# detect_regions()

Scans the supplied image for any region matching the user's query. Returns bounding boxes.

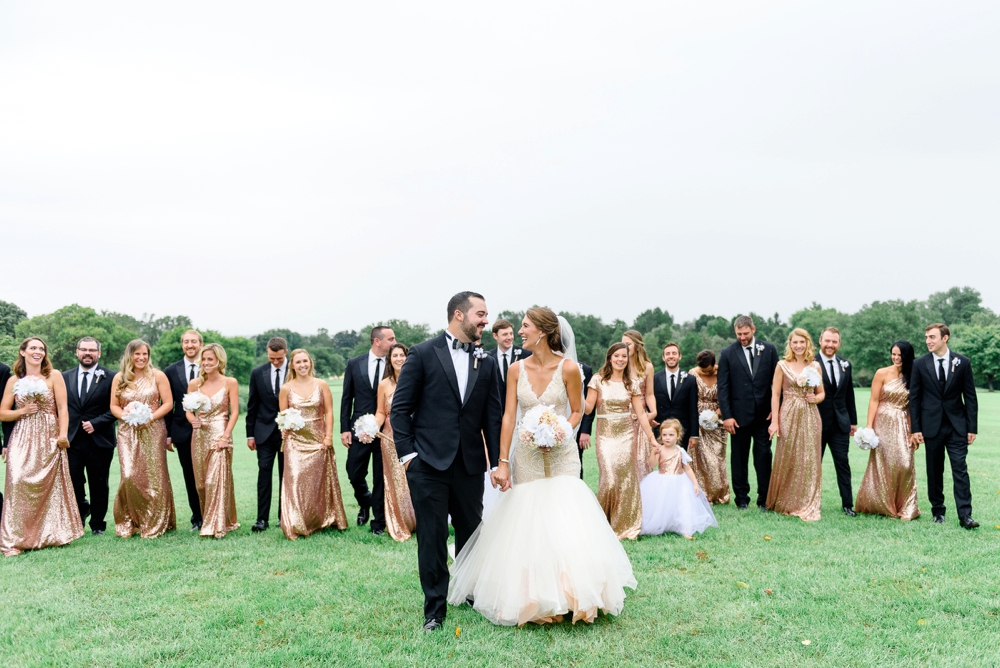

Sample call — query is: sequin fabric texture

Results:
[589,376,642,540]
[191,386,240,538]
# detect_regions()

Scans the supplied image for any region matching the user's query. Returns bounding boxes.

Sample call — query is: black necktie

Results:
[669,373,676,401]
[80,371,90,397]
[828,360,838,391]
[189,364,196,381]
[502,352,509,380]
[451,338,472,353]
[274,368,281,396]
[938,358,946,389]
[746,348,754,375]
[372,358,381,394]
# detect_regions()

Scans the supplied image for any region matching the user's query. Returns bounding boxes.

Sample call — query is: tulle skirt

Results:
[448,475,637,626]
[639,472,718,537]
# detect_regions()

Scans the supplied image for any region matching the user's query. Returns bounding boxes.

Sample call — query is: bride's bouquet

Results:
[854,427,880,450]
[13,377,49,399]
[698,409,721,430]
[518,404,573,451]
[797,366,823,389]
[275,408,306,432]
[122,401,153,427]
[353,414,379,444]
[182,391,212,413]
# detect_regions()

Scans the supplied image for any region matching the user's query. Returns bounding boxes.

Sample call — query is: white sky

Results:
[2,2,998,336]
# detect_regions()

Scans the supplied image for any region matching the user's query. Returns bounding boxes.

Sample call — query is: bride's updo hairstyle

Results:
[524,307,564,353]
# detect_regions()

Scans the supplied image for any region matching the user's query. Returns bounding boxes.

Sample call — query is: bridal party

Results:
[0,292,982,630]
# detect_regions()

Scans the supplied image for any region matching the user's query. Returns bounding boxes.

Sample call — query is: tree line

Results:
[2,286,998,389]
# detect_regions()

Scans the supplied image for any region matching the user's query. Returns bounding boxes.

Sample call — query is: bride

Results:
[448,307,636,626]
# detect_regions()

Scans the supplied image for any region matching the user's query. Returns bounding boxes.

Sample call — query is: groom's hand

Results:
[968,433,976,445]
[723,418,738,435]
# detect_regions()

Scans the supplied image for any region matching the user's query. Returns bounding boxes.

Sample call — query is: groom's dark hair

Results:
[447,291,485,322]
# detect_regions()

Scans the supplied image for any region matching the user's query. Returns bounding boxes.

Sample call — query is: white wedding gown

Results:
[448,360,637,626]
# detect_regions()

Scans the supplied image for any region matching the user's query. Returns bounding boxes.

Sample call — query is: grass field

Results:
[0,385,998,667]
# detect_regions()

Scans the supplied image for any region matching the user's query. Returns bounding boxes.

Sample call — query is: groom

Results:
[391,291,503,631]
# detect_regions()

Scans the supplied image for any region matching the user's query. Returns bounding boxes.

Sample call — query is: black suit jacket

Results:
[163,359,197,443]
[578,363,595,440]
[816,355,858,435]
[0,363,12,448]
[653,369,698,447]
[62,365,117,448]
[391,333,503,474]
[909,352,978,438]
[246,362,283,444]
[488,346,531,413]
[717,340,779,426]
[340,353,381,438]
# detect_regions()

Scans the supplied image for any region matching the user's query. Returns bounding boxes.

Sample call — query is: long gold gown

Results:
[765,362,822,521]
[114,374,177,538]
[630,374,653,481]
[855,377,920,520]
[0,381,83,556]
[589,376,642,540]
[280,386,348,539]
[191,386,239,538]
[690,374,730,504]
[379,388,416,542]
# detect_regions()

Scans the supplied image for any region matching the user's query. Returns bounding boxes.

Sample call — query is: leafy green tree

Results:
[746,312,789,345]
[349,319,433,358]
[952,324,1000,391]
[0,334,19,367]
[311,348,346,377]
[153,326,256,383]
[254,328,304,355]
[632,308,673,335]
[843,300,930,385]
[14,305,138,372]
[102,312,193,346]
[0,300,27,338]
[790,303,851,342]
[559,312,617,370]
[927,286,984,326]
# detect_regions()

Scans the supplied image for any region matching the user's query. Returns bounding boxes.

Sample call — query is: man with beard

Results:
[164,329,205,531]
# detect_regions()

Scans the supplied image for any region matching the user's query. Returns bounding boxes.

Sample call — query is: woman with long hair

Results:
[855,341,920,519]
[0,337,83,556]
[111,339,177,538]
[373,342,416,542]
[689,350,730,504]
[622,330,657,480]
[185,343,240,538]
[279,349,347,539]
[765,329,825,520]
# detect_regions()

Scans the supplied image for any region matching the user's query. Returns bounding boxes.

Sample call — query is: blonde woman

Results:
[278,349,347,539]
[373,343,416,542]
[765,329,825,521]
[110,340,177,538]
[185,343,240,538]
[622,330,657,479]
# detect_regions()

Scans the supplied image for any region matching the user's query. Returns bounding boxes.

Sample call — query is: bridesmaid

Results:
[766,329,825,521]
[279,349,348,539]
[689,350,730,504]
[111,339,177,538]
[186,343,240,539]
[374,343,416,542]
[855,341,920,520]
[622,330,657,480]
[585,342,658,540]
[0,337,83,556]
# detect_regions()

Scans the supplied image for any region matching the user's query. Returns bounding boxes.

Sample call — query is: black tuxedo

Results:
[816,355,858,510]
[391,332,502,622]
[653,369,698,449]
[910,351,978,518]
[340,352,386,529]
[717,339,779,507]
[0,362,12,519]
[574,362,594,479]
[246,362,287,523]
[62,365,117,532]
[164,359,202,526]
[488,346,531,414]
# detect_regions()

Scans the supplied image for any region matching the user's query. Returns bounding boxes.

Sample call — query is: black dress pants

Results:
[67,433,115,532]
[821,429,854,509]
[256,431,284,523]
[924,419,972,518]
[173,438,202,526]
[347,435,385,528]
[730,412,773,507]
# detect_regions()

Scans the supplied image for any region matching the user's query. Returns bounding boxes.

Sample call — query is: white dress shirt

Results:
[819,353,840,386]
[743,338,756,372]
[933,349,951,382]
[497,346,512,382]
[78,364,98,396]
[445,333,471,402]
[271,361,288,392]
[185,358,201,383]
[368,351,386,388]
[665,369,680,401]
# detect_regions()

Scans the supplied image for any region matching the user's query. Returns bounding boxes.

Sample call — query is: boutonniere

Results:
[839,360,849,371]
[679,371,688,381]
[951,357,961,372]
[94,369,106,384]
[473,347,487,370]
[755,343,765,354]
[513,348,522,358]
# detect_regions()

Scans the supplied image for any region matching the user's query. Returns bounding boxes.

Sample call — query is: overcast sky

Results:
[2,2,998,337]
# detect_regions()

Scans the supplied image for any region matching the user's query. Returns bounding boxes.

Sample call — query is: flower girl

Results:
[639,420,718,539]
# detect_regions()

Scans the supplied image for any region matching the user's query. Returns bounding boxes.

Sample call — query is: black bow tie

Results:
[451,338,472,353]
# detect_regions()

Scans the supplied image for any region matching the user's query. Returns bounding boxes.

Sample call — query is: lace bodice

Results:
[512,359,581,484]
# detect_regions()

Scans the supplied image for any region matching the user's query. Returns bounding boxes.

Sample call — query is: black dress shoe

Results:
[843,508,857,517]
[933,515,945,524]
[251,520,269,532]
[423,618,443,631]
[371,526,385,536]
[92,529,105,536]
[357,506,371,526]
[736,503,749,510]
[465,596,475,607]
[758,504,770,513]
[190,521,202,532]
[959,516,979,530]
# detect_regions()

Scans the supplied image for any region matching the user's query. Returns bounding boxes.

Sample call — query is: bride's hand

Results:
[491,463,511,492]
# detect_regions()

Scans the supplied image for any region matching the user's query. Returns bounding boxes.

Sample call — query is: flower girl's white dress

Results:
[639,446,718,537]
[448,360,636,626]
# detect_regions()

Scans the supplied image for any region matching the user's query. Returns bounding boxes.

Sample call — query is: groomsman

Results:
[487,319,531,412]
[341,326,397,534]
[63,337,117,534]
[246,337,289,531]
[0,360,11,518]
[164,329,204,530]
[652,342,698,449]
[910,323,979,529]
[816,327,858,516]
[575,362,594,478]
[717,315,779,510]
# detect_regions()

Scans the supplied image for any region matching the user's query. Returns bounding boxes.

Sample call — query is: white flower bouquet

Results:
[122,401,153,427]
[797,366,823,388]
[698,409,721,430]
[518,404,573,451]
[353,414,379,443]
[276,408,306,432]
[13,377,49,399]
[182,391,212,413]
[855,427,880,450]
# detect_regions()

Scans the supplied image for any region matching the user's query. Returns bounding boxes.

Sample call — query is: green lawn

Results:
[0,386,998,667]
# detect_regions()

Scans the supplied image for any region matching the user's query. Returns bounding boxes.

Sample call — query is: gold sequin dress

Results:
[379,388,416,542]
[690,374,730,504]
[448,360,636,627]
[0,381,83,556]
[114,374,177,538]
[590,375,643,540]
[280,386,348,539]
[855,377,920,520]
[191,387,239,538]
[765,362,822,521]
